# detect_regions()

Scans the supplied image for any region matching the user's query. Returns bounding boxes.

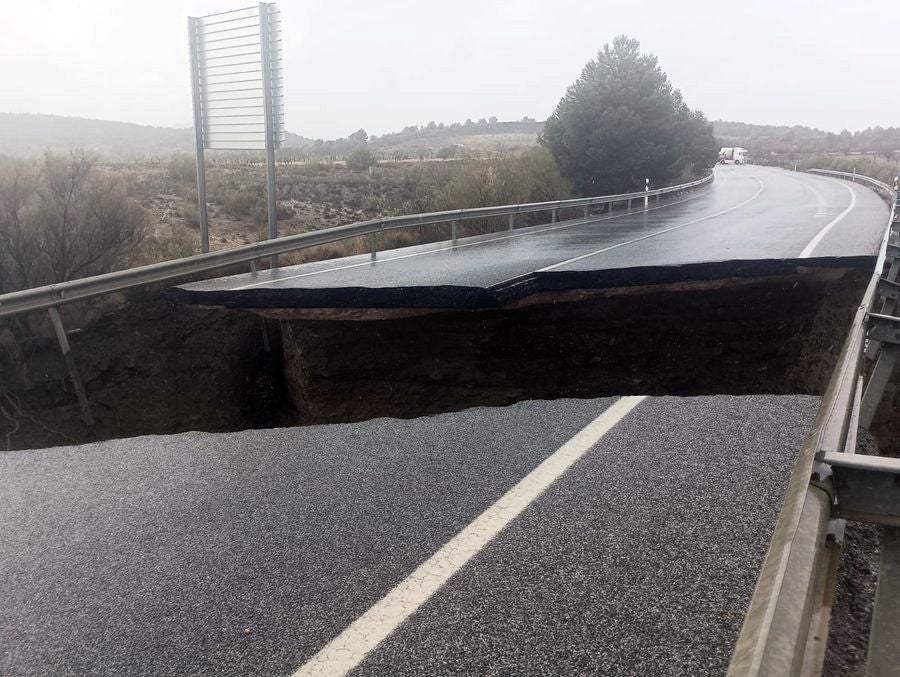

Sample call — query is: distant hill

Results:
[0,113,545,161]
[0,113,315,159]
[0,113,194,158]
[712,120,900,160]
[369,119,543,158]
[4,113,897,163]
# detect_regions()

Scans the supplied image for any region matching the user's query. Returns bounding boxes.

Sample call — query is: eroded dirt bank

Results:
[277,267,870,424]
[0,302,290,450]
[0,264,871,451]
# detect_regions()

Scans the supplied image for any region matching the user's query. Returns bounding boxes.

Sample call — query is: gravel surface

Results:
[0,396,820,676]
[0,399,609,676]
[353,395,821,676]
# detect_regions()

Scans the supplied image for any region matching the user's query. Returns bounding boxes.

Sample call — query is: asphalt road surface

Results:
[172,166,888,309]
[1,395,820,676]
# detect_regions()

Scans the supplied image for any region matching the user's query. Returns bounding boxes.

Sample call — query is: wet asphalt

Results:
[172,166,888,309]
[1,395,819,676]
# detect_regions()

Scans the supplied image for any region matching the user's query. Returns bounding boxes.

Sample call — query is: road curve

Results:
[171,166,888,310]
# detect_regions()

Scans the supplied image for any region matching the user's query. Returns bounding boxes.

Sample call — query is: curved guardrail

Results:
[728,168,898,675]
[0,173,713,320]
[808,167,895,202]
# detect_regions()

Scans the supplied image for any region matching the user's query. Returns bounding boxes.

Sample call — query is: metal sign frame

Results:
[188,3,284,256]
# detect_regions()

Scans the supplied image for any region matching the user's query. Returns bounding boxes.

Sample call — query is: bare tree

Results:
[0,150,147,293]
[0,156,40,293]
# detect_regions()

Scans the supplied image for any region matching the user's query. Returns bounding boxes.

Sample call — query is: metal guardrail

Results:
[807,168,894,201]
[0,173,712,320]
[728,168,899,676]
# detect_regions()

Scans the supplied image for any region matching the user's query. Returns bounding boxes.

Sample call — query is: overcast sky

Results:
[1,0,897,139]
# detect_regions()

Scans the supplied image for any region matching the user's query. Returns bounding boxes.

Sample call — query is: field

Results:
[110,148,568,271]
[118,158,462,264]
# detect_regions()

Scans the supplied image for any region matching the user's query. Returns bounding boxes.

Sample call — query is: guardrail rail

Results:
[728,168,900,676]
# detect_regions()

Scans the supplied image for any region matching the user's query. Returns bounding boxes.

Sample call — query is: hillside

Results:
[712,120,900,161]
[0,113,543,160]
[0,113,194,158]
[0,113,316,159]
[3,112,898,163]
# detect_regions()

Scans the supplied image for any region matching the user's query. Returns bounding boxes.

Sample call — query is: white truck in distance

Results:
[718,147,749,164]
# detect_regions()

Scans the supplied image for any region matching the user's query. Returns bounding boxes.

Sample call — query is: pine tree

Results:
[541,36,717,195]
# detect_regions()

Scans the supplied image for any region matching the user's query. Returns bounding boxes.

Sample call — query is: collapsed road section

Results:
[0,256,876,451]
[169,258,872,426]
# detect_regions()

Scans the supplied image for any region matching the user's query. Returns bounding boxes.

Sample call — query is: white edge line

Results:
[798,178,858,258]
[291,395,647,677]
[232,189,712,290]
[777,172,828,217]
[537,176,766,272]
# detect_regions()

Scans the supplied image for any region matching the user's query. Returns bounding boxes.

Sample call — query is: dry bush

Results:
[131,230,199,266]
[166,155,196,183]
[0,150,148,293]
[798,155,899,188]
[222,188,260,218]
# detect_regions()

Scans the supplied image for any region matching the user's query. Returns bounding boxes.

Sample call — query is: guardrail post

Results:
[508,214,514,231]
[369,232,377,261]
[47,307,93,426]
[451,220,458,246]
[250,260,259,275]
[551,209,557,224]
[861,345,898,429]
[627,198,632,212]
[583,205,589,219]
[656,191,660,204]
[644,178,649,209]
[867,527,900,675]
[608,200,613,214]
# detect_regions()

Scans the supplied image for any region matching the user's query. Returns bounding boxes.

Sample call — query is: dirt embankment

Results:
[0,302,290,451]
[0,265,872,451]
[277,268,869,424]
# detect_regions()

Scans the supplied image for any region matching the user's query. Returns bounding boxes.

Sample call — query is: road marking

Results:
[537,177,766,272]
[779,172,829,218]
[231,190,711,290]
[290,395,647,677]
[798,179,858,258]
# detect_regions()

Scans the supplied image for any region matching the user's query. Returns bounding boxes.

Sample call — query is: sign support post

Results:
[259,2,278,268]
[187,17,210,253]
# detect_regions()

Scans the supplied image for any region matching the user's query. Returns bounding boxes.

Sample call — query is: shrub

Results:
[166,154,196,183]
[222,188,260,218]
[0,150,148,292]
[346,147,378,171]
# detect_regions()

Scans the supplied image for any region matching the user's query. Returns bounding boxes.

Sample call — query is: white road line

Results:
[537,177,766,272]
[232,190,712,290]
[798,179,858,258]
[291,395,647,677]
[779,172,829,218]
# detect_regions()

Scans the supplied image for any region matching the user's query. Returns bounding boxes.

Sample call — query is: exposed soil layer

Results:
[0,302,291,451]
[0,264,871,451]
[279,267,870,424]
